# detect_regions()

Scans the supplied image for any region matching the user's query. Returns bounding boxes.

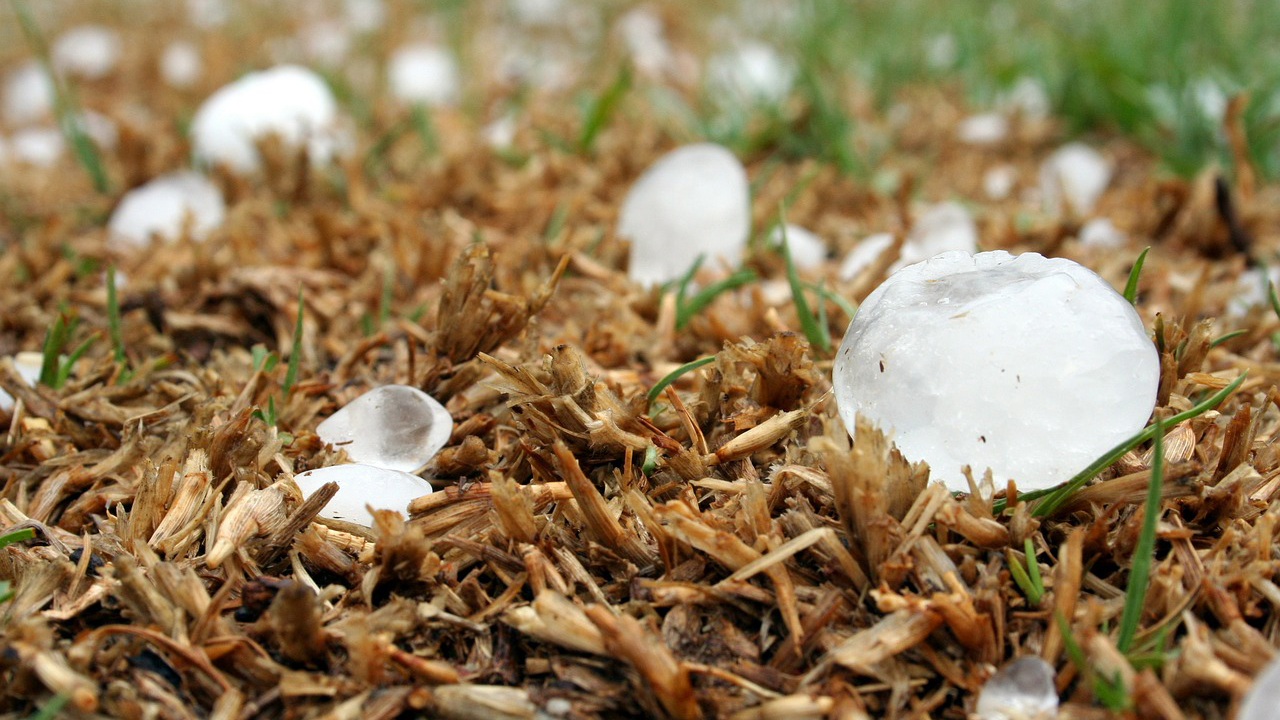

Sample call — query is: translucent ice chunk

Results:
[1040,142,1110,216]
[294,464,434,527]
[975,657,1058,720]
[389,44,460,106]
[107,172,226,248]
[770,223,826,270]
[833,251,1159,492]
[619,143,750,287]
[897,202,978,271]
[316,385,453,473]
[191,65,345,173]
[839,233,894,281]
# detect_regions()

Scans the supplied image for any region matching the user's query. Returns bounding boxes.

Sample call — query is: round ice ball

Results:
[619,143,750,287]
[389,44,460,106]
[833,250,1159,492]
[107,171,226,248]
[190,65,343,173]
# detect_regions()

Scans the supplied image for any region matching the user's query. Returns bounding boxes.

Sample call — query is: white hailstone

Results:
[316,385,453,473]
[76,110,117,150]
[1238,653,1280,720]
[833,250,1159,493]
[705,42,794,106]
[1228,266,1280,318]
[1191,76,1227,124]
[4,61,55,126]
[957,113,1009,145]
[999,76,1051,119]
[983,165,1017,200]
[187,0,229,29]
[1078,217,1125,248]
[52,25,121,80]
[301,21,351,66]
[974,657,1059,720]
[10,127,63,167]
[508,0,565,26]
[496,41,574,92]
[771,223,826,270]
[924,33,957,69]
[389,44,460,106]
[343,0,385,33]
[898,201,978,270]
[190,65,344,173]
[839,232,894,281]
[1039,142,1111,216]
[294,464,434,527]
[0,352,45,414]
[482,113,517,149]
[616,8,672,78]
[619,143,750,287]
[161,42,202,89]
[107,172,226,248]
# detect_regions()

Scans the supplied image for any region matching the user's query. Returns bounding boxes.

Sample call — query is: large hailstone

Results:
[833,251,1159,492]
[316,385,453,473]
[619,143,750,287]
[190,65,345,173]
[107,172,226,248]
[389,45,460,106]
[294,464,434,527]
[1039,142,1111,216]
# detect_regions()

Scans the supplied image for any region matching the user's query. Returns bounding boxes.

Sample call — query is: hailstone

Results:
[294,464,434,527]
[833,251,1159,492]
[1040,142,1111,216]
[316,385,453,473]
[107,172,226,248]
[974,657,1058,720]
[389,45,460,106]
[619,143,750,287]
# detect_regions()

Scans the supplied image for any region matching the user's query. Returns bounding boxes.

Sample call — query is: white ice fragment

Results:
[191,65,345,173]
[508,0,565,26]
[389,44,460,106]
[983,165,1016,200]
[301,21,351,66]
[975,657,1059,720]
[52,25,121,80]
[1191,76,1227,124]
[161,42,202,89]
[1239,652,1280,720]
[10,127,63,167]
[839,233,894,282]
[1039,142,1111,216]
[76,110,117,150]
[925,33,957,69]
[0,352,45,414]
[705,42,794,106]
[833,250,1159,492]
[482,113,517,149]
[107,172,226,248]
[344,0,384,32]
[4,61,55,126]
[294,464,434,527]
[317,385,453,473]
[998,76,1050,119]
[616,8,672,78]
[898,201,978,270]
[187,0,229,28]
[771,223,826,270]
[1078,217,1125,248]
[957,113,1008,145]
[619,143,750,287]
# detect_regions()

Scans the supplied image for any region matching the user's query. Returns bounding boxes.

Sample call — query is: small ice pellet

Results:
[317,385,453,473]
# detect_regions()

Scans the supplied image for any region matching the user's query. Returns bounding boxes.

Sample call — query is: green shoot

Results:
[1055,610,1129,711]
[641,445,658,476]
[1123,247,1150,305]
[1268,275,1280,321]
[38,313,72,387]
[56,335,97,389]
[669,255,705,309]
[1209,329,1247,348]
[0,527,36,551]
[410,105,438,155]
[283,287,304,396]
[1027,372,1245,517]
[542,201,569,244]
[251,344,279,374]
[577,64,631,152]
[27,693,70,720]
[0,580,11,604]
[106,266,131,383]
[805,281,857,321]
[674,268,757,330]
[1116,417,1164,653]
[647,357,715,410]
[779,216,832,353]
[251,395,278,427]
[1006,549,1043,605]
[11,0,110,194]
[1023,538,1044,598]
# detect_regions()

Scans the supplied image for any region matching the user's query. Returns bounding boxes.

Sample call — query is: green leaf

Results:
[641,444,658,476]
[1024,537,1044,599]
[675,268,757,330]
[647,356,715,409]
[804,281,857,321]
[1116,416,1164,653]
[283,287,304,397]
[1209,329,1247,348]
[56,334,98,388]
[577,64,631,152]
[780,214,831,353]
[27,692,70,720]
[1007,549,1042,605]
[1123,246,1150,305]
[106,266,130,383]
[0,527,36,551]
[37,313,71,388]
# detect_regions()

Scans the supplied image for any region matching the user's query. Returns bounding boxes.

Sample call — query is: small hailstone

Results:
[10,127,63,167]
[294,464,434,527]
[0,352,45,413]
[1039,142,1111,216]
[161,42,202,89]
[317,385,453,473]
[705,42,794,106]
[957,113,1009,145]
[1191,76,1227,124]
[76,110,117,150]
[389,44,460,106]
[839,232,894,282]
[344,0,385,33]
[974,657,1059,720]
[983,165,1017,200]
[771,223,826,270]
[52,25,121,80]
[1078,217,1125,248]
[187,0,229,28]
[482,113,517,149]
[107,172,226,248]
[924,33,957,69]
[1228,266,1280,318]
[301,21,351,66]
[616,8,672,78]
[998,76,1050,119]
[190,65,344,173]
[833,250,1159,492]
[898,202,978,270]
[1238,652,1280,720]
[4,62,55,126]
[619,143,750,287]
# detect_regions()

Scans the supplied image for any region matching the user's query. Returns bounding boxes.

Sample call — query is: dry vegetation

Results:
[4,3,1280,720]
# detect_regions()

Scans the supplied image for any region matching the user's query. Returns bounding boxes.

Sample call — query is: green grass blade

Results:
[675,268,757,330]
[1006,549,1042,605]
[1209,329,1247,348]
[780,217,831,353]
[0,527,36,551]
[27,693,70,720]
[1268,275,1280,321]
[668,254,705,308]
[1116,417,1164,653]
[56,334,98,388]
[1029,372,1245,517]
[1024,537,1044,598]
[804,281,857,321]
[283,287,304,396]
[106,266,129,381]
[647,356,715,409]
[577,64,631,152]
[1123,247,1150,305]
[37,313,70,387]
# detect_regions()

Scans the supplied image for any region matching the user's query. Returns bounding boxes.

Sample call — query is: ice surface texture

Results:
[974,657,1058,720]
[316,385,453,473]
[619,143,750,287]
[107,172,225,248]
[833,251,1159,492]
[1239,652,1280,720]
[294,464,434,527]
